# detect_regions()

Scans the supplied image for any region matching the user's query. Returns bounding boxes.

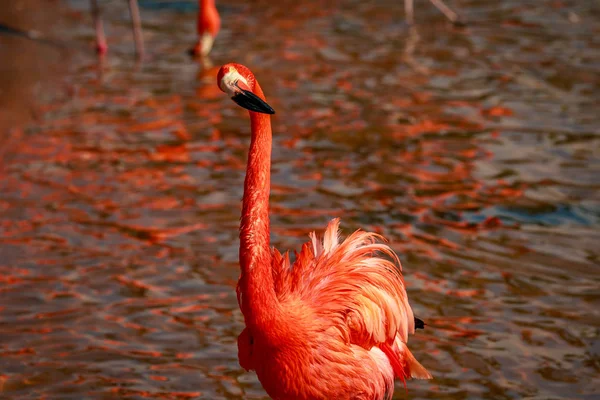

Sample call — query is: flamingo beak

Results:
[231,83,275,115]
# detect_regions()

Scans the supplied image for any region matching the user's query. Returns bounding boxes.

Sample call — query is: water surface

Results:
[0,0,599,399]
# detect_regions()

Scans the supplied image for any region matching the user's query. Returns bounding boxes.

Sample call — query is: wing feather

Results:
[271,218,429,381]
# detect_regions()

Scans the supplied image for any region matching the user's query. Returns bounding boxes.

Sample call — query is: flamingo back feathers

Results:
[269,218,430,382]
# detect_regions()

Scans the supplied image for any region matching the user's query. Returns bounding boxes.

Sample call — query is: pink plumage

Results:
[218,63,431,400]
[190,0,220,57]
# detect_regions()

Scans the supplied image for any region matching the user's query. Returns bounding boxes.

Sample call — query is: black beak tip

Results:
[231,90,276,115]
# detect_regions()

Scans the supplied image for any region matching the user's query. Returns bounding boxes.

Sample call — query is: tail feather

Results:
[414,317,425,330]
[381,339,432,382]
[399,340,432,380]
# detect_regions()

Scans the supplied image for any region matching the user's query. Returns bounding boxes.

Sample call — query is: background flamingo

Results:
[90,0,144,57]
[190,0,220,57]
[217,63,432,399]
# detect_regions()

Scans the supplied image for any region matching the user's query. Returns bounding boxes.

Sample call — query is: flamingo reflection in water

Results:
[217,63,432,399]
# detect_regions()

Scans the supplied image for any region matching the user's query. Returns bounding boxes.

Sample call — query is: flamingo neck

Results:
[239,82,279,328]
[200,0,215,11]
[198,0,219,36]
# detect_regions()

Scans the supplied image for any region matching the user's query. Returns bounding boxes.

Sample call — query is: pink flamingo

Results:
[90,0,144,57]
[217,63,432,399]
[190,0,220,57]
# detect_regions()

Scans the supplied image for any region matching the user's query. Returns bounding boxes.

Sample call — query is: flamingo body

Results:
[218,63,431,400]
[191,0,220,57]
[238,219,432,400]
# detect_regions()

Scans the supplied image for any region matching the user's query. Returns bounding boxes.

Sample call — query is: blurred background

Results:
[0,0,598,399]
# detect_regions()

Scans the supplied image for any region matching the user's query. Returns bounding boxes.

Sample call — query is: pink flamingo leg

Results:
[128,0,144,59]
[429,0,460,24]
[405,0,414,24]
[90,0,107,54]
[404,0,464,26]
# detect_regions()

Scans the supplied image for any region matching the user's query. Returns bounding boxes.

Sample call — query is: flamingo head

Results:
[217,63,275,115]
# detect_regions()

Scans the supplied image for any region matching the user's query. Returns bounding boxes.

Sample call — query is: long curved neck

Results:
[200,0,215,12]
[198,0,218,34]
[239,82,279,328]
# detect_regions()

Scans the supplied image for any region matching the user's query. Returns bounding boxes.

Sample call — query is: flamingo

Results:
[189,0,220,57]
[90,0,144,57]
[405,0,463,26]
[217,63,432,399]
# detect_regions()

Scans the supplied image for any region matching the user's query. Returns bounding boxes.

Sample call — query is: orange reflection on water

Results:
[1,0,599,399]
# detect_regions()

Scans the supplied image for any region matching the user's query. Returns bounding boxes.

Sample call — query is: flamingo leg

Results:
[90,0,107,54]
[404,0,414,24]
[428,0,460,24]
[128,0,144,59]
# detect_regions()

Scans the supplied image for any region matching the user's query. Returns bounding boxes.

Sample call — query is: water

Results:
[0,0,598,399]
